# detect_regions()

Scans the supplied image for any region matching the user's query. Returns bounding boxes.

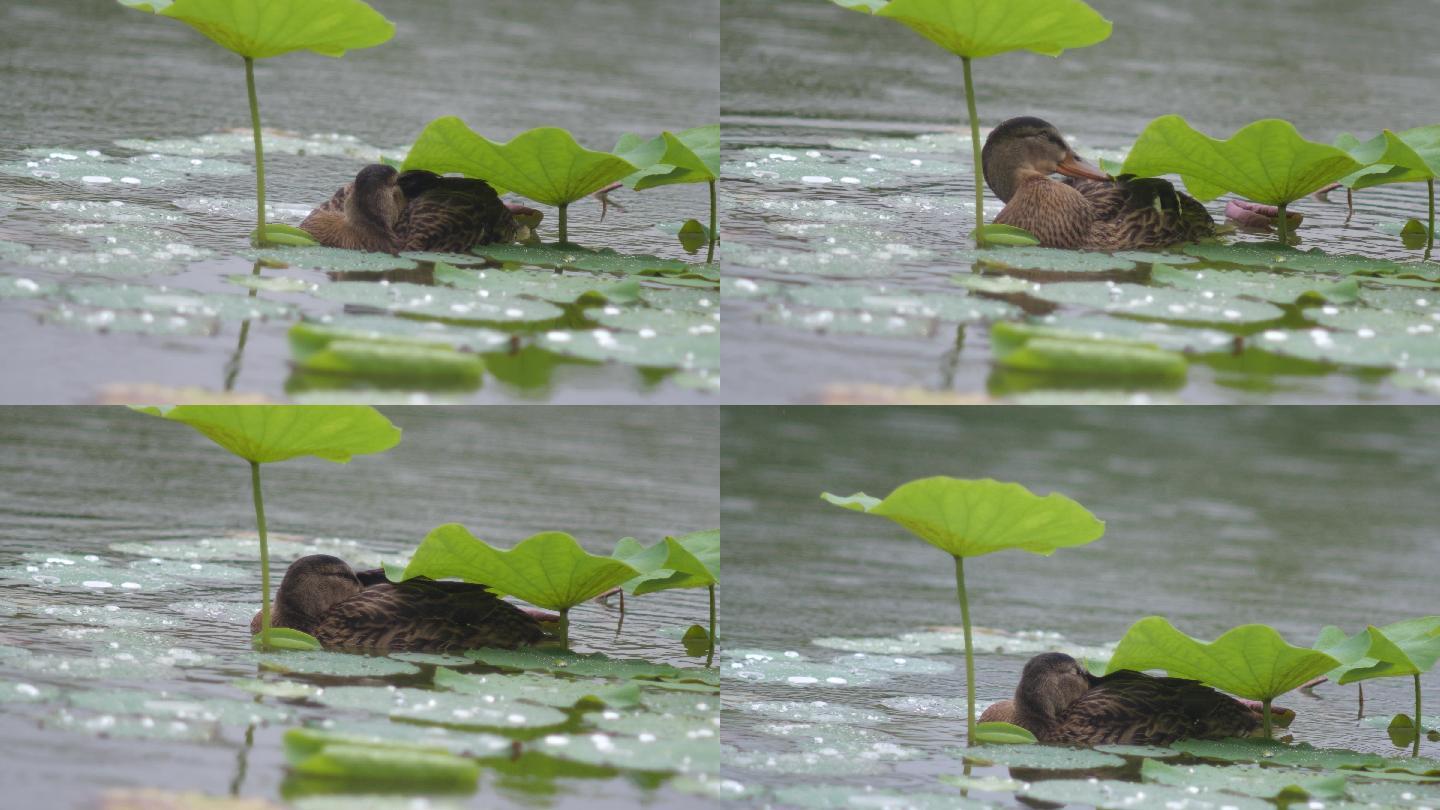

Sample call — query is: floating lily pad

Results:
[529,729,718,774]
[725,649,893,687]
[0,681,60,704]
[433,667,636,709]
[245,245,417,273]
[231,679,321,700]
[385,652,473,668]
[309,685,428,713]
[313,281,563,324]
[720,277,782,300]
[1254,328,1440,371]
[1141,758,1347,800]
[434,262,643,306]
[227,274,316,293]
[1182,242,1413,275]
[1347,781,1440,806]
[725,146,966,189]
[68,687,291,726]
[1020,778,1272,810]
[116,131,388,161]
[470,243,698,277]
[974,246,1137,273]
[540,314,719,371]
[389,690,568,733]
[464,648,716,686]
[297,340,484,388]
[0,275,55,300]
[258,651,420,678]
[725,745,891,777]
[304,719,511,758]
[1151,264,1360,306]
[52,707,216,741]
[1011,314,1234,354]
[39,199,191,226]
[0,554,176,592]
[879,695,984,720]
[725,242,917,279]
[173,196,313,223]
[961,745,1125,769]
[289,316,509,357]
[1095,743,1184,758]
[0,148,249,187]
[763,306,940,338]
[1030,281,1286,324]
[785,284,1017,324]
[773,784,991,810]
[43,305,219,336]
[63,283,293,322]
[36,604,184,630]
[735,701,889,724]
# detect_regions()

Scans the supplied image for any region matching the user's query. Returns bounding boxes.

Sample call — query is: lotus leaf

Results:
[615,125,720,261]
[1140,758,1347,800]
[399,524,639,647]
[1019,779,1271,810]
[1107,617,1338,736]
[828,0,1111,59]
[1122,116,1365,243]
[774,785,990,810]
[401,117,645,243]
[1336,125,1440,258]
[464,647,716,686]
[960,744,1125,769]
[972,721,1037,745]
[1319,617,1440,755]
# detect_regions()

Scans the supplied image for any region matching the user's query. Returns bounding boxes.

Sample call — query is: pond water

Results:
[721,0,1440,404]
[0,406,721,809]
[721,407,1440,806]
[0,0,719,404]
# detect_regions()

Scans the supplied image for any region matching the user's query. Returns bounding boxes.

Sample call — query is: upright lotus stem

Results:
[962,56,986,249]
[1276,203,1289,245]
[1261,698,1273,739]
[250,461,272,646]
[244,57,268,247]
[706,179,718,264]
[1413,673,1423,757]
[1426,178,1434,262]
[1358,682,1366,719]
[558,204,569,245]
[558,607,570,649]
[706,583,717,667]
[954,555,977,744]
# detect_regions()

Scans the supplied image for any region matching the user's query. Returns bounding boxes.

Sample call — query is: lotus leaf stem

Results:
[559,607,570,650]
[1413,673,1423,757]
[1426,178,1434,262]
[962,56,986,249]
[558,203,569,245]
[1276,203,1289,245]
[954,554,977,744]
[250,461,272,648]
[1261,697,1273,739]
[706,179,718,264]
[244,57,268,248]
[706,583,716,667]
[1359,682,1366,718]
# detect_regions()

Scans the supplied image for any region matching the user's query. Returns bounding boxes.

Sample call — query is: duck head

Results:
[1013,652,1095,728]
[345,163,406,246]
[249,554,364,635]
[981,116,1110,203]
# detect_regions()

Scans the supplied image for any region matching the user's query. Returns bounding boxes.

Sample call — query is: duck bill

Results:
[1056,153,1110,181]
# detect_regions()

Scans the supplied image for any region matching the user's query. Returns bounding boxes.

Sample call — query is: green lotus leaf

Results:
[820,476,1105,558]
[616,125,720,190]
[117,0,394,59]
[130,406,401,464]
[1336,125,1440,189]
[1331,617,1440,684]
[960,744,1125,769]
[972,224,1040,246]
[401,117,639,208]
[991,321,1188,382]
[399,523,638,613]
[829,0,1112,59]
[1121,116,1364,205]
[295,340,485,389]
[617,530,720,595]
[463,647,717,686]
[252,627,322,651]
[1140,759,1347,800]
[1020,778,1272,810]
[1106,617,1338,702]
[971,721,1037,745]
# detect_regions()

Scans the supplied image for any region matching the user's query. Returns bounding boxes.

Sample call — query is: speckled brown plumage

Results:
[300,164,520,254]
[982,652,1261,745]
[250,554,543,652]
[984,116,1216,250]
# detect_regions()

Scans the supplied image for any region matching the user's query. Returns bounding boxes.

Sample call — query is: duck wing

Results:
[1052,669,1258,745]
[396,170,519,253]
[313,579,544,652]
[1066,175,1216,249]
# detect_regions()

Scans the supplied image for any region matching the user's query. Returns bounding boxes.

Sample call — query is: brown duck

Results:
[978,652,1266,745]
[982,117,1216,250]
[249,554,545,652]
[299,164,523,253]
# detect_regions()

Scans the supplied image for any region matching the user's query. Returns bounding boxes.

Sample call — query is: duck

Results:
[248,554,546,652]
[981,117,1217,250]
[299,164,525,254]
[977,652,1267,745]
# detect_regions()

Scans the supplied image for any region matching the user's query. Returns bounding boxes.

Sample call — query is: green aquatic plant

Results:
[1107,617,1339,738]
[131,406,402,649]
[117,0,394,246]
[1121,116,1365,246]
[827,0,1111,247]
[1334,126,1440,260]
[821,477,1104,744]
[1315,616,1440,756]
[611,530,720,666]
[399,524,640,649]
[613,125,721,263]
[402,117,650,245]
